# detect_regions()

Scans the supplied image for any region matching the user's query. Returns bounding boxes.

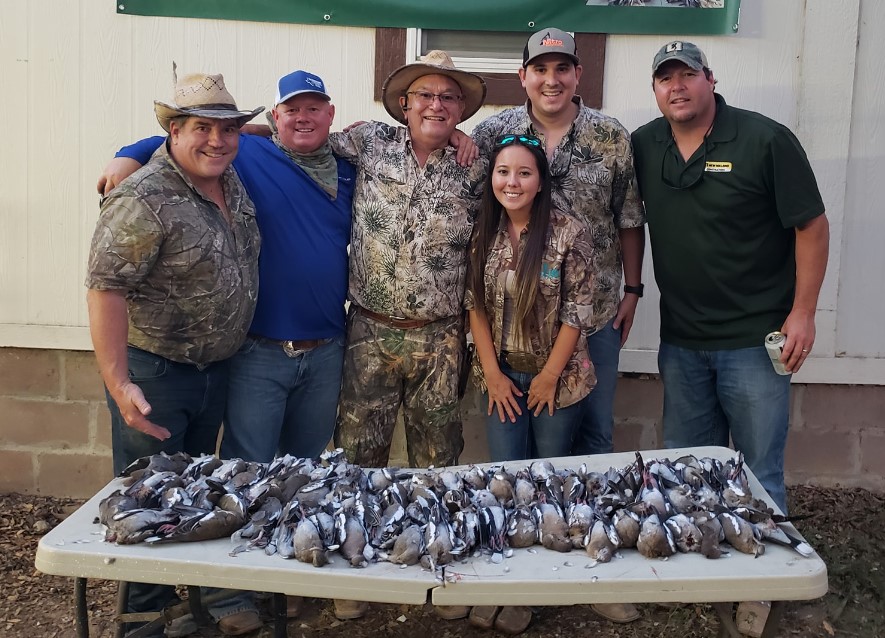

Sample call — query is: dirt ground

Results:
[3,485,883,638]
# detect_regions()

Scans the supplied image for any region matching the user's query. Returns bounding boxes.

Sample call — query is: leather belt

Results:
[356,306,435,330]
[249,334,331,358]
[499,350,544,374]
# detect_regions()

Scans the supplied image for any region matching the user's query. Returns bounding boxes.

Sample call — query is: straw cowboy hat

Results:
[154,62,264,133]
[381,50,487,124]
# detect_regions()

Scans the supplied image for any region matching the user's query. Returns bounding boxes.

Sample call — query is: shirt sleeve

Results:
[85,194,163,291]
[329,122,374,162]
[611,128,646,230]
[767,127,826,228]
[471,117,500,157]
[115,136,165,164]
[559,224,595,330]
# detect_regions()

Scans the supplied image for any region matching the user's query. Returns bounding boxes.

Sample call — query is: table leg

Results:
[74,577,89,638]
[760,601,786,638]
[712,602,744,638]
[115,582,129,638]
[272,593,287,638]
[187,586,210,626]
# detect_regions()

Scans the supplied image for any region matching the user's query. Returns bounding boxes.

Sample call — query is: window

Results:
[374,29,606,108]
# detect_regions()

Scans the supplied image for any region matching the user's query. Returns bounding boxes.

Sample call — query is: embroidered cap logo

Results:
[666,41,684,53]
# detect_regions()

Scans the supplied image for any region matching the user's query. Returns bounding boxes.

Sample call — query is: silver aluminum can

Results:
[765,331,790,375]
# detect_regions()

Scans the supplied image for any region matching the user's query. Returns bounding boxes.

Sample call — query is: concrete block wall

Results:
[0,348,113,498]
[1,346,883,498]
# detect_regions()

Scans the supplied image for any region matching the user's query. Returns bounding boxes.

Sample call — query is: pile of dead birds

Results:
[97,449,813,572]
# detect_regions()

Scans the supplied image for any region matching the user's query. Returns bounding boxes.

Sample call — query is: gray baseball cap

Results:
[523,28,579,67]
[652,41,709,74]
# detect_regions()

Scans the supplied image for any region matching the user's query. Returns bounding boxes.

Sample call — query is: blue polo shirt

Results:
[118,135,354,341]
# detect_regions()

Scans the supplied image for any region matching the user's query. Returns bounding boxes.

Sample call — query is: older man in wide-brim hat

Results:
[86,66,263,637]
[325,53,486,620]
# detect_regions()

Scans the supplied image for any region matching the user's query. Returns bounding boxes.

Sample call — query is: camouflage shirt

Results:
[329,122,486,320]
[465,209,596,408]
[86,143,260,366]
[472,98,645,331]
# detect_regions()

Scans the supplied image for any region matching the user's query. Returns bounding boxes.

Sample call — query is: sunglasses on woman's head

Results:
[495,134,542,149]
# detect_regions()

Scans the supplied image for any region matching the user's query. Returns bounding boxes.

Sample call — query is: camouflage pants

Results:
[334,309,465,468]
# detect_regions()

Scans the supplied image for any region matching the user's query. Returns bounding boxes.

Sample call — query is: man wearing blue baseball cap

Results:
[97,69,355,634]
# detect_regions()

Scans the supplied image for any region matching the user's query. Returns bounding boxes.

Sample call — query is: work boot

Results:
[494,606,533,635]
[333,599,369,620]
[434,605,471,620]
[468,605,500,629]
[286,596,304,618]
[590,602,641,623]
[217,610,263,636]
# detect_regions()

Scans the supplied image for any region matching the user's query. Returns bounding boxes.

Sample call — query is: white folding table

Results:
[36,446,827,637]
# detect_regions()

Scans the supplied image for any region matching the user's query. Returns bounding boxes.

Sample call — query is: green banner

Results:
[117,1,741,35]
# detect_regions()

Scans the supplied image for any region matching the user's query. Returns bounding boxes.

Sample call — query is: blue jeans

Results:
[486,361,582,462]
[105,347,252,632]
[658,342,791,512]
[571,318,622,455]
[222,334,345,462]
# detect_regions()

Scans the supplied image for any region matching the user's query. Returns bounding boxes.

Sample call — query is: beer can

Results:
[765,331,790,375]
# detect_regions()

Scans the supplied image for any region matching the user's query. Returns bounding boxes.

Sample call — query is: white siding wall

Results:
[1,0,882,383]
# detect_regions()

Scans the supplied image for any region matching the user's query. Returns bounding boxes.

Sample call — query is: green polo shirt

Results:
[632,94,825,349]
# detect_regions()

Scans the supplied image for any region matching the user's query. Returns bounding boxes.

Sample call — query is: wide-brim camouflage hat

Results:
[381,50,487,124]
[154,62,264,133]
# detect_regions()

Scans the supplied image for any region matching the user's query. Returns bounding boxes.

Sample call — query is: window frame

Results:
[374,28,606,108]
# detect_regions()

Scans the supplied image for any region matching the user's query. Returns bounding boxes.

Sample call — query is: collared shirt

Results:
[465,208,596,408]
[472,98,645,331]
[86,143,260,366]
[329,122,486,321]
[632,93,825,349]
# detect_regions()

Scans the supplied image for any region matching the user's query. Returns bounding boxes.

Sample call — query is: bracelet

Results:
[624,283,644,297]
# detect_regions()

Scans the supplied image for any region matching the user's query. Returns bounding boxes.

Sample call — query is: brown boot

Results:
[217,610,263,636]
[434,605,471,620]
[334,599,369,620]
[494,606,533,635]
[468,606,501,629]
[590,602,641,623]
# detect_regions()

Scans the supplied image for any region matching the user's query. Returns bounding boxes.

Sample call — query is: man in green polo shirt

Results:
[631,41,829,513]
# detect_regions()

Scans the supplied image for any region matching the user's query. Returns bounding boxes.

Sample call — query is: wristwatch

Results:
[624,284,644,297]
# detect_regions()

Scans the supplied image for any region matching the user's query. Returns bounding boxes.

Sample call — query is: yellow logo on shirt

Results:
[705,161,732,173]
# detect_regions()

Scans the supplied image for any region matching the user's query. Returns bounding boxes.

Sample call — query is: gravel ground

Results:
[3,485,883,638]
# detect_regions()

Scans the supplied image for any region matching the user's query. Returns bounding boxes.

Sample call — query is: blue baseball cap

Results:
[274,70,331,106]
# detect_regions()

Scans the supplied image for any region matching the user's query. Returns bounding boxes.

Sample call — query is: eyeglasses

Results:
[406,90,464,106]
[495,134,542,149]
[661,135,710,190]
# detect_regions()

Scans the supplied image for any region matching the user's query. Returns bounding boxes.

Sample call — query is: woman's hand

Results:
[527,368,558,416]
[485,369,523,423]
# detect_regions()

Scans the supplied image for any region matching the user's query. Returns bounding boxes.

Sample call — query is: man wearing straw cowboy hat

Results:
[331,51,486,471]
[87,66,263,636]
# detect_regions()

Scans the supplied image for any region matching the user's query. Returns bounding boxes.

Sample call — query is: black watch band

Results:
[624,284,644,297]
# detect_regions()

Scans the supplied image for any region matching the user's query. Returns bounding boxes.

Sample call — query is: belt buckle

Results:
[505,352,540,374]
[283,341,306,358]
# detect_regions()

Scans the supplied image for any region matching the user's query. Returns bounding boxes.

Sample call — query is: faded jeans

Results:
[221,334,345,462]
[105,347,252,634]
[486,360,583,462]
[658,342,791,512]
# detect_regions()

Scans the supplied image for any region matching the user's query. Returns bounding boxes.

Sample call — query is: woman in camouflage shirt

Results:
[466,134,596,462]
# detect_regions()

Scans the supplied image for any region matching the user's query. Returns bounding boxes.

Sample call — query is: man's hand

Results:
[780,309,816,373]
[342,121,367,133]
[109,381,171,441]
[613,293,640,346]
[96,158,143,197]
[449,129,480,166]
